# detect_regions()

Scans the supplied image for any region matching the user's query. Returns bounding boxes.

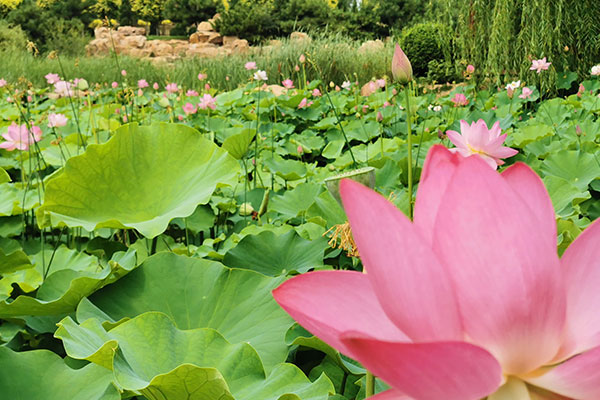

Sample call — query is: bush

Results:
[214,0,278,44]
[273,0,332,36]
[400,22,451,77]
[426,59,458,83]
[0,19,27,51]
[163,0,217,34]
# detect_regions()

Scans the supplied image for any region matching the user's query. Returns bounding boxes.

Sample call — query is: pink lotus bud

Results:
[205,83,211,91]
[27,95,32,102]
[294,65,300,72]
[137,89,143,96]
[297,145,304,154]
[153,82,159,90]
[178,115,184,121]
[122,115,128,123]
[576,125,582,136]
[121,69,127,76]
[299,54,306,63]
[377,111,383,122]
[466,64,475,74]
[391,44,412,84]
[111,81,118,88]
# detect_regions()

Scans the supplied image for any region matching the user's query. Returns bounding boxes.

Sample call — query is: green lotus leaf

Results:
[269,182,324,219]
[76,252,293,372]
[0,249,137,317]
[38,123,240,238]
[0,237,32,274]
[0,182,40,216]
[223,230,328,276]
[264,155,308,181]
[0,167,9,184]
[56,312,334,400]
[0,347,119,399]
[222,128,256,159]
[541,150,600,191]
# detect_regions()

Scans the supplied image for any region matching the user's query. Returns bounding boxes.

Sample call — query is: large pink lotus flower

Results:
[165,83,179,94]
[446,119,518,169]
[519,87,533,99]
[274,144,600,400]
[198,94,216,110]
[137,79,149,89]
[0,122,43,151]
[182,102,197,115]
[530,57,551,73]
[45,73,60,84]
[47,113,68,128]
[245,61,257,70]
[282,79,294,89]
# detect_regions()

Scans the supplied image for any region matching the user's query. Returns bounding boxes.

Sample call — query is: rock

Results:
[229,39,249,54]
[207,32,222,45]
[128,48,152,58]
[197,21,214,32]
[94,27,113,39]
[146,40,174,57]
[124,35,146,49]
[117,26,147,36]
[222,36,239,47]
[150,56,180,66]
[86,38,111,56]
[290,31,310,42]
[358,39,384,54]
[186,44,226,58]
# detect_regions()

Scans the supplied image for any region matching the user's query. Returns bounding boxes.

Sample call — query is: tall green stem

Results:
[404,84,414,219]
[366,371,375,397]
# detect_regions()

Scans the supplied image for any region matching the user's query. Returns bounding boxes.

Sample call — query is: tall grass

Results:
[0,33,393,90]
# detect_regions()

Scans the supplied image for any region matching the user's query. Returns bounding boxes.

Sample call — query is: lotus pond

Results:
[0,69,599,399]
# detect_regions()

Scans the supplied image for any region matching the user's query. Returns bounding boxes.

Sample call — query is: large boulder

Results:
[222,36,239,47]
[94,27,113,39]
[186,44,228,58]
[146,40,174,57]
[117,26,146,36]
[207,32,223,45]
[229,39,249,54]
[124,35,147,49]
[86,38,111,56]
[197,21,214,32]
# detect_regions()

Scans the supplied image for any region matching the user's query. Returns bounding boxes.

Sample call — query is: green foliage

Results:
[164,0,218,34]
[0,19,27,51]
[130,0,167,22]
[400,22,451,77]
[214,0,278,43]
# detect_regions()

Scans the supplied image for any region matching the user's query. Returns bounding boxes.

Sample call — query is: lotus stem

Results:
[404,84,414,219]
[366,370,375,397]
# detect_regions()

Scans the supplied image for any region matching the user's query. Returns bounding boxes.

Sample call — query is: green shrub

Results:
[426,59,458,83]
[400,22,451,77]
[163,0,218,34]
[0,19,27,51]
[214,0,278,44]
[273,0,332,36]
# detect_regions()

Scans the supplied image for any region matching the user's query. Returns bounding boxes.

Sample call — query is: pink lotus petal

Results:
[433,155,565,374]
[501,163,556,244]
[556,219,600,358]
[272,270,408,358]
[340,335,502,400]
[340,179,463,341]
[414,145,461,243]
[525,345,600,398]
[368,389,414,400]
[446,130,468,151]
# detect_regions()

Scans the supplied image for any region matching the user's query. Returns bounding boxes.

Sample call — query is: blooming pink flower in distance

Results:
[519,87,533,99]
[466,64,475,74]
[45,73,60,84]
[530,57,551,73]
[376,79,386,88]
[54,81,74,97]
[450,92,469,107]
[153,82,159,90]
[274,143,600,400]
[0,123,43,151]
[111,81,118,89]
[282,79,294,89]
[245,61,257,70]
[166,83,178,94]
[138,79,149,89]
[121,69,127,77]
[198,73,207,80]
[182,102,197,115]
[198,94,216,110]
[0,79,6,88]
[186,90,199,97]
[48,113,68,128]
[297,97,313,109]
[446,119,518,169]
[312,88,321,97]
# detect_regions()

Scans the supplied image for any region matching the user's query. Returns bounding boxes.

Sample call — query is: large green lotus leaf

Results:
[264,155,308,181]
[38,123,240,238]
[0,347,119,399]
[541,150,600,191]
[56,312,334,400]
[223,230,328,276]
[269,182,324,219]
[543,176,591,217]
[0,249,137,317]
[76,252,293,372]
[0,237,32,274]
[222,128,256,159]
[0,182,40,216]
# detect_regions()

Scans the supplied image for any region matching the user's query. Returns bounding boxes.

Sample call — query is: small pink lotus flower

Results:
[297,145,303,154]
[45,73,60,84]
[121,69,127,77]
[182,102,197,115]
[165,83,178,93]
[391,44,413,84]
[245,61,257,70]
[297,97,313,109]
[253,70,268,81]
[186,90,199,97]
[137,89,143,96]
[153,82,159,90]
[592,65,600,76]
[27,95,32,102]
[519,86,533,99]
[0,79,6,88]
[177,115,184,121]
[376,111,383,122]
[299,54,306,63]
[383,101,391,108]
[198,73,207,80]
[0,123,43,151]
[138,79,149,89]
[312,88,321,97]
[122,115,128,123]
[577,84,585,98]
[111,81,118,89]
[376,79,386,88]
[198,93,216,110]
[466,64,475,74]
[530,57,551,73]
[450,92,469,107]
[54,81,74,97]
[294,65,300,72]
[204,83,211,91]
[282,79,294,89]
[48,113,68,128]
[446,119,518,169]
[274,143,600,400]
